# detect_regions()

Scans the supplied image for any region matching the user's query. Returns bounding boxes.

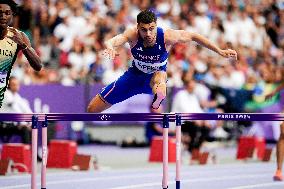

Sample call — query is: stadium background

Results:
[4,0,284,143]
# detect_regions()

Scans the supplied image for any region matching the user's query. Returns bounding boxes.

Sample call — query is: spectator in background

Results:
[194,3,211,37]
[102,57,124,85]
[0,77,32,143]
[236,9,257,48]
[171,79,212,152]
[223,11,238,46]
[14,0,34,43]
[0,77,42,161]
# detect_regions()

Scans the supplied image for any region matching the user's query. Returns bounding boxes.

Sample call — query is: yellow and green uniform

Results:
[0,27,19,107]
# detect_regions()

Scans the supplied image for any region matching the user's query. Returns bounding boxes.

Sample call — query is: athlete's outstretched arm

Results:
[165,29,237,60]
[7,27,42,71]
[103,28,136,59]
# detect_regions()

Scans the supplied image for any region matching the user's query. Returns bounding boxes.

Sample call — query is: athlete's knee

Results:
[87,103,96,113]
[151,71,166,84]
[87,95,112,113]
[87,104,93,113]
[87,95,100,113]
[152,82,167,98]
[154,81,166,90]
[87,103,104,113]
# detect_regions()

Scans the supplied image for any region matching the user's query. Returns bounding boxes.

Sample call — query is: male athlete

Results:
[266,83,284,181]
[0,0,42,107]
[87,9,237,113]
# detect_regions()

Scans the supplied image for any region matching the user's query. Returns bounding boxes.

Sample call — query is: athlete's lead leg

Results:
[151,71,167,109]
[87,94,112,113]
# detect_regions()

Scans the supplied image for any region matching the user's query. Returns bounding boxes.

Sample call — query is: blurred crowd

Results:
[10,0,284,114]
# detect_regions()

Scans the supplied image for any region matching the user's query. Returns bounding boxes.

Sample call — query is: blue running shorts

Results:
[100,67,154,104]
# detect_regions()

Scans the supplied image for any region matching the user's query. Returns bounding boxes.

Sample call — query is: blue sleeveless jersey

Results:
[100,27,169,105]
[130,27,169,74]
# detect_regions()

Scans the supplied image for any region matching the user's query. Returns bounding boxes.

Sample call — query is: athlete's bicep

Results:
[165,29,193,45]
[105,28,135,49]
[107,34,128,48]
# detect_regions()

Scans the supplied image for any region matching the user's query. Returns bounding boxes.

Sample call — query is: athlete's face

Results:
[0,4,13,29]
[137,22,157,45]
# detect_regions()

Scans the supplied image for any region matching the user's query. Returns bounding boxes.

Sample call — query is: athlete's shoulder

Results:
[164,28,178,44]
[124,27,137,39]
[124,27,138,46]
[7,26,30,42]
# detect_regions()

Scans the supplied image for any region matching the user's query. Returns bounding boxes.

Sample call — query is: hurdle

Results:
[0,112,283,189]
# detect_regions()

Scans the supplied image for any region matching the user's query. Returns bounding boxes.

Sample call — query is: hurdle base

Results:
[176,181,180,189]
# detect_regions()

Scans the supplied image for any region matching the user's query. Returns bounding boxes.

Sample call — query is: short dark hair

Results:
[0,0,18,14]
[137,10,157,24]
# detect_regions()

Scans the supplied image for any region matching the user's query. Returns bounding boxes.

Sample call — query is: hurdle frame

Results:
[31,116,38,189]
[1,112,284,189]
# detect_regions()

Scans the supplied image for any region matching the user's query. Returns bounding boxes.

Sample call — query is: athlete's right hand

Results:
[101,48,119,59]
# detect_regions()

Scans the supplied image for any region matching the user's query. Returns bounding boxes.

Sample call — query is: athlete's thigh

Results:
[100,70,149,104]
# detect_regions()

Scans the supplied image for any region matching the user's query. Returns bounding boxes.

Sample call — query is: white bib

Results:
[133,59,167,74]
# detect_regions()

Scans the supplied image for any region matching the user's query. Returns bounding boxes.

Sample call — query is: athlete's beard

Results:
[144,35,156,47]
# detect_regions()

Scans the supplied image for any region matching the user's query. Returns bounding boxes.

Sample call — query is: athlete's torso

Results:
[130,27,169,74]
[0,27,19,107]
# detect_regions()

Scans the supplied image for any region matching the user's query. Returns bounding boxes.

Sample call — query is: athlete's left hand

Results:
[6,27,28,49]
[101,48,119,60]
[218,49,238,60]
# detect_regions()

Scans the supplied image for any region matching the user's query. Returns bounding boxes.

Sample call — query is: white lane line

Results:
[0,173,161,189]
[109,173,271,189]
[228,182,284,189]
[0,162,272,181]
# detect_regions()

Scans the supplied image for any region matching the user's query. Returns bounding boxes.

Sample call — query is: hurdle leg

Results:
[41,116,48,189]
[162,115,169,189]
[176,114,182,189]
[31,116,38,189]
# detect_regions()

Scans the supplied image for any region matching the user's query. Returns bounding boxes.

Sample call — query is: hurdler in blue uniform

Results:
[87,9,238,113]
[100,27,168,106]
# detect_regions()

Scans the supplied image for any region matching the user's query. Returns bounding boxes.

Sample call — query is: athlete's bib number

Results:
[133,59,167,74]
[0,72,7,88]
